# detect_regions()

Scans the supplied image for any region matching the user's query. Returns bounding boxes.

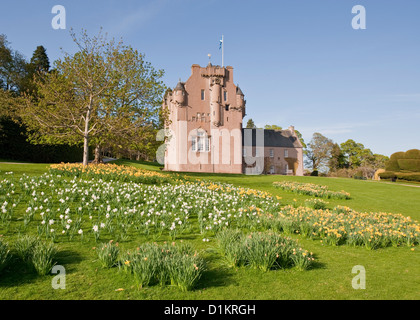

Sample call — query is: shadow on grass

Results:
[0,249,84,288]
[196,266,237,290]
[55,249,84,273]
[307,258,327,271]
[0,256,39,288]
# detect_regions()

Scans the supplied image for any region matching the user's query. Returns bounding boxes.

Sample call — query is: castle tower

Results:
[163,63,246,173]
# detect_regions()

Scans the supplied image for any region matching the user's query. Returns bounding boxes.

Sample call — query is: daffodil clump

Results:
[266,205,420,249]
[304,198,329,210]
[96,240,120,268]
[216,229,314,271]
[119,241,205,291]
[273,181,351,200]
[49,163,171,184]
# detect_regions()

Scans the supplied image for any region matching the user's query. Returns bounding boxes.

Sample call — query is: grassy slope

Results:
[0,160,419,300]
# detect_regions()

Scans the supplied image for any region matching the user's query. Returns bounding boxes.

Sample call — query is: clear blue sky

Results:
[1,0,419,157]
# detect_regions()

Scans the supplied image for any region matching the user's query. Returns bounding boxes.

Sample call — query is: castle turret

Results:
[236,86,246,117]
[236,86,244,108]
[210,79,221,126]
[173,81,186,106]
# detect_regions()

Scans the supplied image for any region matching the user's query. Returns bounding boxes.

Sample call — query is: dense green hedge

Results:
[395,172,420,182]
[385,159,400,172]
[403,149,420,159]
[0,116,92,163]
[385,149,420,173]
[378,171,396,180]
[397,159,420,172]
[378,171,420,182]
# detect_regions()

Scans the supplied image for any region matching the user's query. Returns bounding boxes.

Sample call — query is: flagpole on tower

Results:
[221,34,224,67]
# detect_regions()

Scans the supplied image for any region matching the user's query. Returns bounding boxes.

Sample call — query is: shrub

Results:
[97,241,120,268]
[380,171,420,182]
[0,239,11,273]
[328,168,358,178]
[385,149,420,172]
[378,171,397,180]
[397,159,420,172]
[31,241,58,275]
[390,152,405,161]
[310,170,319,176]
[395,172,420,182]
[385,159,400,172]
[403,149,420,159]
[386,152,405,171]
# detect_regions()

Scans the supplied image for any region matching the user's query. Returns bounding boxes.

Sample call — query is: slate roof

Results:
[236,86,244,96]
[242,128,303,148]
[174,81,185,91]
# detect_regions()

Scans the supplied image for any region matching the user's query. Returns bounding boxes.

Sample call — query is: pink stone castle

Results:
[162,63,304,176]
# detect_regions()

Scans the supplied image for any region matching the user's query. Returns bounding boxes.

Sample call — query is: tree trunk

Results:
[93,145,103,164]
[83,98,93,166]
[83,135,89,166]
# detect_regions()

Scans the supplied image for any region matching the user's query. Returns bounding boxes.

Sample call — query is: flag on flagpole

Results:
[219,36,223,50]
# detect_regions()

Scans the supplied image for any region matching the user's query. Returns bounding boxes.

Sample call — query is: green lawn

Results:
[0,160,419,300]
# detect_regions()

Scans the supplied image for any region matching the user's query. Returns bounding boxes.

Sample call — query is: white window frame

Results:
[205,136,210,152]
[197,132,204,152]
[284,149,289,158]
[269,149,274,158]
[194,131,210,153]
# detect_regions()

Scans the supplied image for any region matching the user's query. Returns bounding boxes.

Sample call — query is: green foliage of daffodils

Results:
[96,240,120,268]
[273,181,351,199]
[0,239,11,273]
[30,241,58,275]
[119,242,205,291]
[216,229,314,272]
